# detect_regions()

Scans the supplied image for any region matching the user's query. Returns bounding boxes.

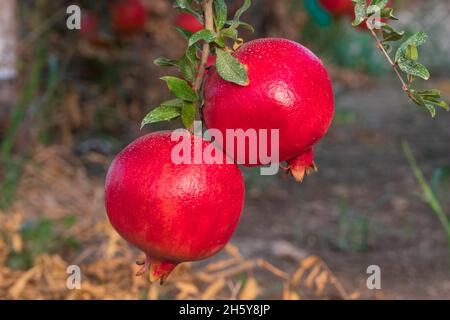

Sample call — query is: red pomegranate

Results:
[111,0,148,34]
[175,13,204,33]
[104,131,245,282]
[203,38,334,182]
[318,0,354,16]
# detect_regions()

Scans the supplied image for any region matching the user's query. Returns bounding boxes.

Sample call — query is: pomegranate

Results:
[203,38,334,182]
[104,131,245,283]
[318,0,354,16]
[111,0,148,34]
[175,13,204,34]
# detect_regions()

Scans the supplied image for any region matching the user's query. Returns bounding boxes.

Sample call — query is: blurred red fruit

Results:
[111,0,148,34]
[175,13,204,33]
[318,0,354,16]
[80,11,100,42]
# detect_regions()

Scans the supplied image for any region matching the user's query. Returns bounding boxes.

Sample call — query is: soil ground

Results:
[233,78,450,299]
[1,77,450,300]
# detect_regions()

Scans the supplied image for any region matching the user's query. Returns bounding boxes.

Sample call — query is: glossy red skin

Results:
[319,0,354,16]
[104,131,245,264]
[203,38,334,166]
[175,13,204,33]
[111,0,148,33]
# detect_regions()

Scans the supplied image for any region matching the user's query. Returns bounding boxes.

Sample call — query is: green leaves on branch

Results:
[188,29,216,47]
[142,0,254,130]
[214,0,227,30]
[181,102,196,128]
[352,0,367,27]
[381,24,404,42]
[141,77,197,129]
[408,89,449,118]
[394,32,427,63]
[161,76,197,102]
[141,98,198,129]
[351,1,448,117]
[141,99,183,128]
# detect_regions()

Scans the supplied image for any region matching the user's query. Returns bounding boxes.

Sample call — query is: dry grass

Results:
[0,146,358,300]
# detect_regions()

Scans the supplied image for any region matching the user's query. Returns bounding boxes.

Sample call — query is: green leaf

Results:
[381,24,405,42]
[178,46,199,83]
[424,103,436,118]
[214,0,228,30]
[221,27,238,40]
[408,89,448,117]
[397,58,430,80]
[395,32,428,63]
[368,0,389,11]
[380,8,397,20]
[161,99,184,108]
[141,104,182,128]
[175,26,194,40]
[417,90,449,111]
[214,36,226,47]
[215,48,249,86]
[161,76,197,102]
[181,102,196,129]
[352,0,367,26]
[233,0,251,21]
[405,45,419,61]
[230,0,252,29]
[236,21,254,32]
[154,57,178,67]
[188,29,216,47]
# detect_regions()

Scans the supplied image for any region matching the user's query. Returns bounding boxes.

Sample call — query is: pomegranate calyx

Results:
[285,148,318,183]
[135,256,178,284]
[149,260,178,285]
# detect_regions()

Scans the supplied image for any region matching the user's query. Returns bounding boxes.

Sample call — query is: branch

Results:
[193,0,214,92]
[369,27,409,93]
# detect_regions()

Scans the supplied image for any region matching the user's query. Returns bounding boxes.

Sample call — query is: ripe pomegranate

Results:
[104,131,245,283]
[203,38,334,182]
[175,13,204,33]
[111,0,148,34]
[318,0,354,16]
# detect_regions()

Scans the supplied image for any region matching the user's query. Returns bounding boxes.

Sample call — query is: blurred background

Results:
[0,0,449,299]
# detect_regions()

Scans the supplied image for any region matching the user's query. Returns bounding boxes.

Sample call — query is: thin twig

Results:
[193,0,214,92]
[369,27,409,93]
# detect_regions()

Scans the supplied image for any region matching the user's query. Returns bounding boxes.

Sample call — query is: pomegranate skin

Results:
[203,38,334,171]
[104,131,245,282]
[175,13,204,33]
[111,0,148,34]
